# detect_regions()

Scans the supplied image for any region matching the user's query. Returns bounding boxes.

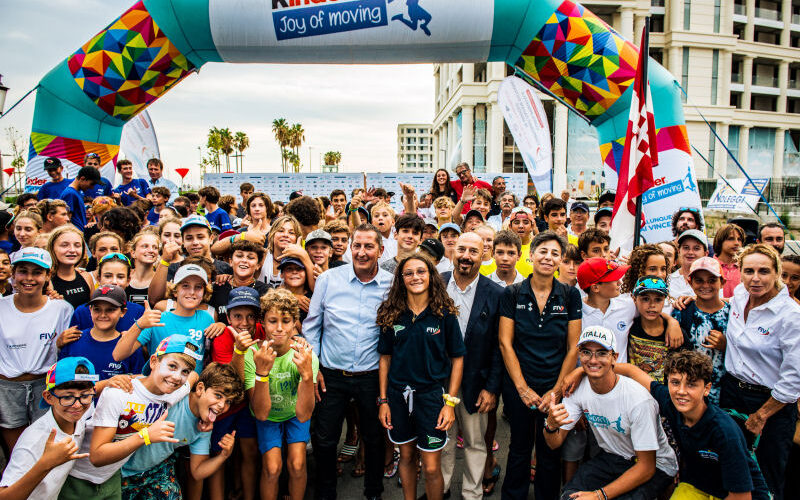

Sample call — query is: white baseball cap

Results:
[577,325,616,352]
[173,264,208,285]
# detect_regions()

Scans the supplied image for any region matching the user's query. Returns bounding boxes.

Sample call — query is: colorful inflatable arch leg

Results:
[27,0,700,239]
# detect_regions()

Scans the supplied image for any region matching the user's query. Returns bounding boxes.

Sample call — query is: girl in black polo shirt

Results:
[377,254,465,500]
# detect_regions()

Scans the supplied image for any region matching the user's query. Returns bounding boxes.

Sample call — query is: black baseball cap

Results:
[43,157,62,170]
[598,190,616,206]
[419,238,445,261]
[88,285,127,307]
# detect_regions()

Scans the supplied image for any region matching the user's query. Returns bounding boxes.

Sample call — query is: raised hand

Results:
[148,410,178,444]
[461,184,477,202]
[291,341,313,380]
[295,294,311,313]
[161,240,181,262]
[218,431,236,458]
[138,302,165,329]
[40,429,88,468]
[56,326,82,348]
[254,339,277,375]
[546,392,573,428]
[204,322,227,339]
[231,327,257,353]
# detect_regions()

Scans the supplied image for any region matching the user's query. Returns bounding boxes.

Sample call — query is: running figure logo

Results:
[388,0,432,36]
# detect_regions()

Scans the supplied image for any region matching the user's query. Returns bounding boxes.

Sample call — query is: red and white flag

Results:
[610,26,658,252]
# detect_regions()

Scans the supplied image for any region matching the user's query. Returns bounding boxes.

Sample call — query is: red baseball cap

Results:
[577,258,629,290]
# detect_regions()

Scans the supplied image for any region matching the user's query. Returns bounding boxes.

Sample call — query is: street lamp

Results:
[0,75,8,116]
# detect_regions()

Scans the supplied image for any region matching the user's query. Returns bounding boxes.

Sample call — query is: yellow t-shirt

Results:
[516,243,533,278]
[480,259,497,276]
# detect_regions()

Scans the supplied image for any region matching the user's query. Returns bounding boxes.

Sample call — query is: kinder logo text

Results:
[272,0,388,40]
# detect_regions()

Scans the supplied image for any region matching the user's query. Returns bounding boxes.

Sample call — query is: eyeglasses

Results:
[49,391,95,407]
[100,252,131,267]
[402,269,429,278]
[578,349,612,359]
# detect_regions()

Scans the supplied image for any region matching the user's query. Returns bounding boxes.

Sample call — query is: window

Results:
[708,122,716,173]
[683,0,691,29]
[711,50,719,105]
[714,0,721,32]
[682,47,690,102]
[727,125,740,177]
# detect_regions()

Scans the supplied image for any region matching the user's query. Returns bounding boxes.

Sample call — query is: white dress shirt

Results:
[581,296,637,363]
[725,283,800,403]
[446,274,480,338]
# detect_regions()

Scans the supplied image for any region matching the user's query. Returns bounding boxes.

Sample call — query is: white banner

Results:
[120,111,160,181]
[204,173,365,202]
[209,0,494,63]
[498,76,553,194]
[706,177,768,213]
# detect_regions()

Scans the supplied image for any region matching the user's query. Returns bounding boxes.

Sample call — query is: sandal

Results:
[482,464,501,496]
[351,460,366,478]
[529,463,536,483]
[337,441,359,463]
[456,435,464,449]
[492,440,499,452]
[383,449,399,478]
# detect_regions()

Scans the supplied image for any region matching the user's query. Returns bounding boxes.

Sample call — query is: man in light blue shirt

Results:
[146,158,179,202]
[303,223,391,500]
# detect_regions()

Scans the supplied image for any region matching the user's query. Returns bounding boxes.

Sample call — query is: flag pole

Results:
[633,17,650,249]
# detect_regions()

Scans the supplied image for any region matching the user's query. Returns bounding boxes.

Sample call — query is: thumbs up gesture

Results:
[148,410,178,444]
[231,327,257,353]
[138,302,164,329]
[545,392,573,429]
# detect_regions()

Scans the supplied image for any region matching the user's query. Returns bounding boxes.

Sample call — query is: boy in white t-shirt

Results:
[544,326,678,500]
[0,357,98,500]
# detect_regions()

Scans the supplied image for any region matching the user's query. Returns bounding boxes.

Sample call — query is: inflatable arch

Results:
[26,0,695,201]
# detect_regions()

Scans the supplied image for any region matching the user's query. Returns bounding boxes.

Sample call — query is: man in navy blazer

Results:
[439,232,504,500]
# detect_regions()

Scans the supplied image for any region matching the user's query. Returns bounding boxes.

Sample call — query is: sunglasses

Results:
[100,252,131,267]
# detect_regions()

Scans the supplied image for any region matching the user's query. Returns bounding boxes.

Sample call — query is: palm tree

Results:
[289,123,305,160]
[233,131,250,172]
[218,127,234,172]
[207,127,224,173]
[287,151,301,173]
[272,118,289,172]
[323,151,342,167]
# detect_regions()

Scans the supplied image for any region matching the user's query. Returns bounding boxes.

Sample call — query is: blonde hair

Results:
[267,215,302,254]
[130,229,160,254]
[433,196,455,210]
[157,217,182,237]
[15,210,43,230]
[738,243,783,291]
[47,225,88,268]
[36,199,68,222]
[88,231,124,254]
[370,201,395,218]
[260,288,300,321]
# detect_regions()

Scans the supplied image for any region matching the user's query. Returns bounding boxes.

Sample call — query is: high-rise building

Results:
[397,123,434,172]
[432,0,800,196]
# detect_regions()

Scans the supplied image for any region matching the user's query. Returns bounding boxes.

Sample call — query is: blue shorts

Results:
[256,416,310,454]
[386,384,447,452]
[210,405,258,453]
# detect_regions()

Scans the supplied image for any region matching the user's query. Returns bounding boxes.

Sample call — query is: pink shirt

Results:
[716,258,740,298]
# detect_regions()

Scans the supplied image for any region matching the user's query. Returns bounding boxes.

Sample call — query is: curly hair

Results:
[90,197,116,220]
[285,196,322,227]
[671,208,703,237]
[376,254,458,328]
[664,351,713,384]
[101,207,142,241]
[260,287,300,321]
[621,244,668,294]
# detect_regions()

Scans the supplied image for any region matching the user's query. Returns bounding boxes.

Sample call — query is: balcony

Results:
[734,3,745,15]
[732,72,744,83]
[752,74,779,87]
[755,7,781,21]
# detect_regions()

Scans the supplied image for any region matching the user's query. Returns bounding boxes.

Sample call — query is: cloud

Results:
[1,0,434,187]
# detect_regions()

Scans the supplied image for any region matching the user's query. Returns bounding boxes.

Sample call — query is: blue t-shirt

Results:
[82,177,113,200]
[137,310,214,373]
[121,394,211,476]
[0,240,13,254]
[59,329,145,380]
[146,207,161,226]
[70,301,145,333]
[113,179,151,206]
[37,178,72,200]
[60,185,87,230]
[205,208,232,232]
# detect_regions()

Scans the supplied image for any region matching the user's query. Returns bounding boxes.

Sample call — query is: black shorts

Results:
[386,384,447,452]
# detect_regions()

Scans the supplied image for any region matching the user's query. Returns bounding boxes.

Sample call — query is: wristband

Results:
[233,347,246,356]
[229,235,236,244]
[543,419,558,433]
[134,319,142,330]
[600,488,608,500]
[442,393,461,406]
[138,427,151,446]
[376,397,389,406]
[240,232,246,241]
[160,259,170,267]
[255,374,269,383]
[445,400,456,407]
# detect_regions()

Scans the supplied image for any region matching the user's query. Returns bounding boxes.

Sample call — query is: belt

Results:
[323,367,379,377]
[730,375,771,394]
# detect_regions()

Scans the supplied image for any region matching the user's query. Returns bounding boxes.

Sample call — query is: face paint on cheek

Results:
[158,362,188,385]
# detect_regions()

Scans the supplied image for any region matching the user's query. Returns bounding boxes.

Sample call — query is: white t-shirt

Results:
[257,252,283,288]
[561,375,678,477]
[436,256,454,273]
[0,408,86,500]
[485,215,503,232]
[89,379,190,482]
[0,296,73,378]
[668,270,694,299]
[582,296,637,363]
[378,235,398,265]
[488,270,524,288]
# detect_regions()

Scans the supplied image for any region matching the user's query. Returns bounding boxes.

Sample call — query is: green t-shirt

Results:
[244,345,319,422]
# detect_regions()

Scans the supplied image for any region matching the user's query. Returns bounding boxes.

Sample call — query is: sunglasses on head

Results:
[100,252,131,267]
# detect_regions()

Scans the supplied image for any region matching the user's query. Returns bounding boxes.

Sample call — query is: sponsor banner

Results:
[498,76,553,193]
[706,177,769,213]
[209,0,494,63]
[25,133,119,193]
[120,111,160,181]
[204,173,365,202]
[365,172,527,214]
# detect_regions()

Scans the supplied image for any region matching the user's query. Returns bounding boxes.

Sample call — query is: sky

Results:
[0,0,435,186]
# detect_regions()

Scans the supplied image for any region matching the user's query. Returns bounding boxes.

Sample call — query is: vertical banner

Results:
[498,76,553,193]
[119,111,160,180]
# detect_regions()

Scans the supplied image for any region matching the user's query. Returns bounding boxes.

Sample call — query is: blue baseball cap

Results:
[11,247,52,270]
[278,257,306,270]
[439,222,462,235]
[41,357,98,408]
[571,201,590,213]
[142,334,202,375]
[594,207,613,223]
[632,276,669,297]
[228,286,261,310]
[180,215,212,232]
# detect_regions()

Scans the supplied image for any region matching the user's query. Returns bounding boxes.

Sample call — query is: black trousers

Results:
[501,381,562,500]
[720,374,798,500]
[561,450,673,500]
[313,367,385,500]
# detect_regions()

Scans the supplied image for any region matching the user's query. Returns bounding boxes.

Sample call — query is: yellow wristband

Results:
[233,347,246,356]
[255,374,269,383]
[240,232,246,241]
[445,401,455,407]
[160,259,170,267]
[138,428,151,446]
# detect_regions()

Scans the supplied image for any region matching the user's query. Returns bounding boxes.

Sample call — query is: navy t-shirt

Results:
[70,301,145,333]
[498,277,582,391]
[113,179,151,206]
[83,177,113,200]
[59,329,145,380]
[38,178,71,200]
[650,382,770,499]
[146,207,161,225]
[205,208,232,232]
[378,307,465,389]
[60,185,87,230]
